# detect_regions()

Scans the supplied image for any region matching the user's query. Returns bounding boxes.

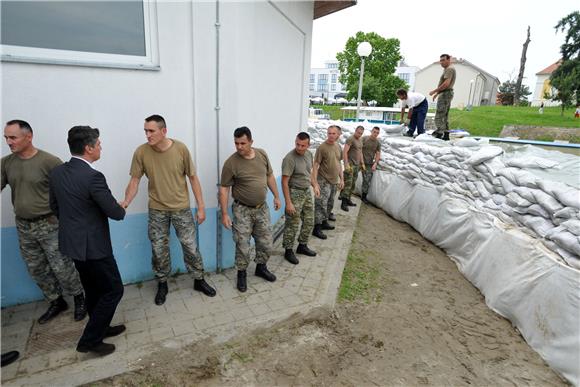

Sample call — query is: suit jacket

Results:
[49,157,125,261]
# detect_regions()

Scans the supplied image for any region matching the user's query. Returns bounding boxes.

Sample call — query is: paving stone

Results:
[170,320,195,337]
[123,308,146,322]
[145,305,168,318]
[1,359,19,380]
[125,318,149,333]
[47,348,77,369]
[248,303,271,316]
[17,354,51,376]
[210,311,235,326]
[165,300,188,314]
[149,326,174,341]
[126,331,152,348]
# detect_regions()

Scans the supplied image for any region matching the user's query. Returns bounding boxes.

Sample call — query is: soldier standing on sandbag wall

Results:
[281,132,319,264]
[339,125,364,211]
[327,126,343,223]
[1,119,86,324]
[360,126,382,204]
[311,125,343,240]
[429,54,456,141]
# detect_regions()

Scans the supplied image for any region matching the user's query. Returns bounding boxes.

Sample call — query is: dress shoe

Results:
[255,264,276,282]
[312,224,327,240]
[105,325,126,338]
[346,199,357,207]
[38,296,68,324]
[340,199,349,212]
[284,249,299,265]
[73,293,87,321]
[296,244,316,256]
[155,281,168,305]
[321,220,335,230]
[328,213,336,221]
[194,278,217,297]
[76,342,116,356]
[1,351,19,367]
[237,270,247,292]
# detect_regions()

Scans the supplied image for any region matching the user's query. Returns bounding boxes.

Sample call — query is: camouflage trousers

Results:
[328,183,338,216]
[148,208,205,281]
[340,162,360,200]
[434,90,454,134]
[361,164,374,196]
[314,176,333,224]
[283,187,315,249]
[232,201,272,270]
[15,215,83,302]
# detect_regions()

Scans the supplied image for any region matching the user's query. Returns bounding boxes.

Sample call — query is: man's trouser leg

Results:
[16,217,83,302]
[327,183,337,217]
[283,188,313,249]
[75,256,123,348]
[413,98,428,135]
[297,189,315,245]
[314,177,332,225]
[340,162,359,200]
[361,165,374,197]
[434,90,453,136]
[148,209,172,282]
[252,204,273,265]
[172,209,205,280]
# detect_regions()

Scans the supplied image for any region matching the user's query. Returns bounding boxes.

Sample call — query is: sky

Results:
[311,0,579,92]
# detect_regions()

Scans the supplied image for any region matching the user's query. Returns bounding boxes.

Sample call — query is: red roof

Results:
[536,60,562,75]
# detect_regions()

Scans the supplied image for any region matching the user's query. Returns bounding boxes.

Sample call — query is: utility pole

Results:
[514,26,531,106]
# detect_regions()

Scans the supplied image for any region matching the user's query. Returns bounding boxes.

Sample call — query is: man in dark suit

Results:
[49,126,126,356]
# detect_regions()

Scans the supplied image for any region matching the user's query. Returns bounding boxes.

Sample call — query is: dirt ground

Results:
[98,205,567,386]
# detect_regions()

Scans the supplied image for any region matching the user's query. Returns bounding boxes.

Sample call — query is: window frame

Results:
[0,1,160,70]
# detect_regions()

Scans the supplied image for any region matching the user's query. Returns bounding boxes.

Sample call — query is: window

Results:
[309,74,315,83]
[331,74,337,83]
[397,73,410,83]
[326,62,338,69]
[331,84,336,91]
[1,1,159,70]
[309,84,315,91]
[317,74,328,92]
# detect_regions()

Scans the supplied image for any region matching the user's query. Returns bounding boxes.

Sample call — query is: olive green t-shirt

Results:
[1,149,62,218]
[439,66,456,90]
[281,149,313,189]
[220,148,273,206]
[345,135,362,164]
[361,136,381,165]
[314,142,341,184]
[129,139,196,210]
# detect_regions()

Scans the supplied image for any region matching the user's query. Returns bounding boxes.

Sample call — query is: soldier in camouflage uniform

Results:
[312,125,343,240]
[360,126,382,204]
[327,126,342,222]
[1,119,86,324]
[281,132,318,264]
[339,125,364,211]
[122,114,216,305]
[219,126,282,292]
[429,54,456,141]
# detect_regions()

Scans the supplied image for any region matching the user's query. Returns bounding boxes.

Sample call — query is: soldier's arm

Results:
[281,175,295,214]
[267,173,281,211]
[342,143,351,166]
[219,185,232,229]
[1,160,6,191]
[121,176,141,208]
[188,175,206,225]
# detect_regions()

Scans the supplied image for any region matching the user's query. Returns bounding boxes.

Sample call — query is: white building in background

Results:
[395,60,420,91]
[309,60,346,100]
[0,0,356,307]
[414,58,500,108]
[531,60,562,107]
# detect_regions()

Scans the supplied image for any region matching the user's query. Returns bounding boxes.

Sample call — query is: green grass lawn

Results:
[311,104,579,139]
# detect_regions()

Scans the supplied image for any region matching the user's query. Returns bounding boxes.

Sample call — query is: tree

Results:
[514,26,531,106]
[336,31,406,107]
[550,11,579,115]
[497,80,531,106]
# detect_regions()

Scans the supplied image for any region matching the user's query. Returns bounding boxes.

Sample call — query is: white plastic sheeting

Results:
[366,172,580,385]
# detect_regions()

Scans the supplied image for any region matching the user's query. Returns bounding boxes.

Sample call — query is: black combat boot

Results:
[154,281,168,305]
[442,131,450,141]
[38,296,68,324]
[346,198,357,207]
[321,220,335,230]
[237,270,247,292]
[284,249,299,264]
[194,278,217,297]
[312,224,327,239]
[73,293,87,321]
[340,199,349,212]
[255,264,276,282]
[361,193,370,204]
[328,212,336,221]
[296,244,316,256]
[1,351,19,367]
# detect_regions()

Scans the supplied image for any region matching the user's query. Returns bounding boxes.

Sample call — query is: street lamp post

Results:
[356,41,372,122]
[467,79,475,111]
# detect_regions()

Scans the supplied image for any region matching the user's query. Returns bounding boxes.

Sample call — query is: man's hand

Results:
[344,163,352,173]
[360,163,366,172]
[119,201,129,209]
[285,202,296,216]
[339,179,345,190]
[313,183,321,198]
[221,213,232,229]
[372,163,377,172]
[196,207,206,225]
[273,197,281,211]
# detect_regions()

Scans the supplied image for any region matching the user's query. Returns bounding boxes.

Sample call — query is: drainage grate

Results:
[26,314,84,357]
